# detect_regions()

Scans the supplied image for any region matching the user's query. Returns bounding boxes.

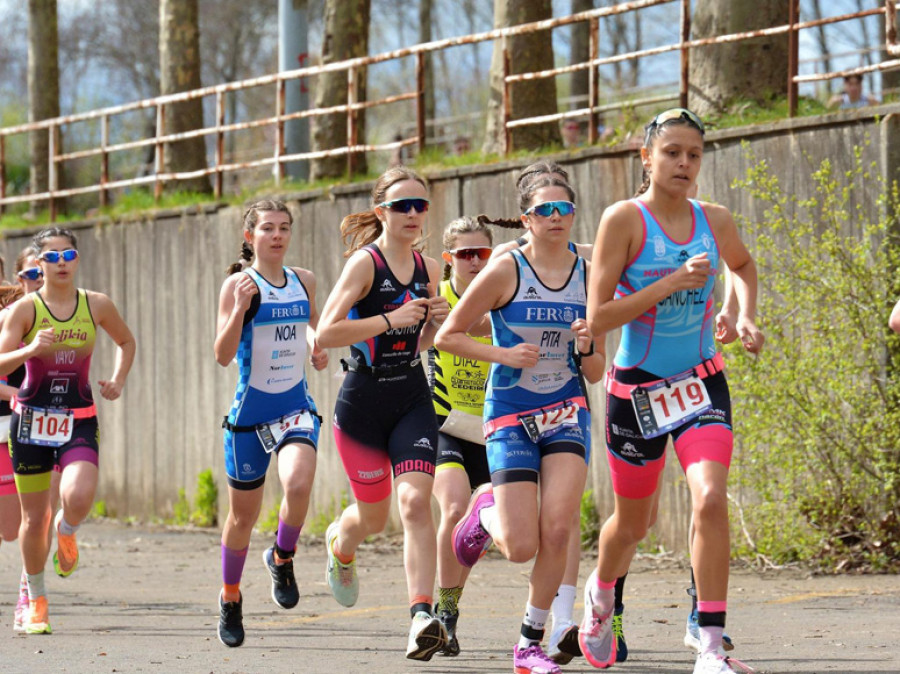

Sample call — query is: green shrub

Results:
[190,469,218,528]
[258,504,280,535]
[580,489,601,551]
[172,488,191,525]
[89,500,108,520]
[727,141,900,571]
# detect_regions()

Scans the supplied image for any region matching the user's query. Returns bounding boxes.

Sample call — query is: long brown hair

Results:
[225,199,293,275]
[340,166,427,257]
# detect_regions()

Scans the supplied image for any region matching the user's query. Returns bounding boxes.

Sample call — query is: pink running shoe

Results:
[578,569,617,668]
[451,483,494,568]
[513,643,561,674]
[13,585,29,632]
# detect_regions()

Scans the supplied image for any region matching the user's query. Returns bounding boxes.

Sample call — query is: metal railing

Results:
[1,0,898,220]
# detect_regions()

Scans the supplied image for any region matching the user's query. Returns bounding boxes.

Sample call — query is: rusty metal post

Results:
[502,39,512,156]
[680,0,691,109]
[0,136,6,217]
[100,114,109,209]
[275,78,286,187]
[347,66,358,177]
[215,91,225,198]
[888,0,898,55]
[154,103,165,202]
[788,0,800,117]
[588,17,599,145]
[416,52,426,155]
[48,124,58,222]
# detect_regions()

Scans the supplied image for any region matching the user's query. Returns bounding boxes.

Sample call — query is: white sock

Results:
[26,571,46,600]
[58,514,80,536]
[699,625,724,655]
[590,578,616,616]
[478,503,498,538]
[551,584,576,626]
[518,603,549,648]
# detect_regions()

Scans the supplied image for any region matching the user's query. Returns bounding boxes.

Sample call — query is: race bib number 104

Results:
[630,374,711,439]
[17,406,75,448]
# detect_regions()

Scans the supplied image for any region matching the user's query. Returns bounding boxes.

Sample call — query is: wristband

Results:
[382,313,392,331]
[578,339,595,357]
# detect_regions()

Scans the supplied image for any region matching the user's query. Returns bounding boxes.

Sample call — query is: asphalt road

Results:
[0,521,898,673]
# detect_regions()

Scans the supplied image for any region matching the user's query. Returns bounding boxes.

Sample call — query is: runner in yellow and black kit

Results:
[430,216,493,656]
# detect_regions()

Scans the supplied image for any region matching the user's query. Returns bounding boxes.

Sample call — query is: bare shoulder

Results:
[695,201,736,229]
[490,239,521,259]
[291,266,316,288]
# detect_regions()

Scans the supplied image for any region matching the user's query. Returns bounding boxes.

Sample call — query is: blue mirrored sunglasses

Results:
[17,268,43,281]
[524,200,576,217]
[39,249,79,264]
[378,198,430,214]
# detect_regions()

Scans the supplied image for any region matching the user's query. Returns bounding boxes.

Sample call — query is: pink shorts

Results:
[0,442,16,496]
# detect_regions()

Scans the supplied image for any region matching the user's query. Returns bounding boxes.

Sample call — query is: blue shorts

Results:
[224,413,320,491]
[485,406,590,485]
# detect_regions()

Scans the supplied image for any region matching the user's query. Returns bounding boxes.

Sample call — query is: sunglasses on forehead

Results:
[646,108,705,137]
[17,268,43,281]
[448,247,492,261]
[378,198,430,214]
[39,249,79,264]
[524,200,576,217]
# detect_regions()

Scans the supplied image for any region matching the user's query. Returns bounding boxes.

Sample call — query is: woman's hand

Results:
[501,343,540,369]
[736,316,764,354]
[571,318,594,355]
[387,298,429,329]
[232,273,258,312]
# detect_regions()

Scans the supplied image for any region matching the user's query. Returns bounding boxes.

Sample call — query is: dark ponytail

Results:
[226,199,293,275]
[634,169,651,198]
[477,214,523,230]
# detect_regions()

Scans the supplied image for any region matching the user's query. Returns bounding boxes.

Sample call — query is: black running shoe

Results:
[263,545,299,609]
[437,609,461,656]
[218,592,245,648]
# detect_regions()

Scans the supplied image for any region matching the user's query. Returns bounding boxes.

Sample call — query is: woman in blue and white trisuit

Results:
[213,199,328,648]
[436,174,605,674]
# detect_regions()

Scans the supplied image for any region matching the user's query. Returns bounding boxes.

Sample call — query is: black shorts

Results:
[436,421,491,489]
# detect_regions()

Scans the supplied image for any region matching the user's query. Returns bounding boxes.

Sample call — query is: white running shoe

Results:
[578,569,616,668]
[693,652,735,674]
[406,610,447,661]
[547,621,581,664]
[325,521,359,607]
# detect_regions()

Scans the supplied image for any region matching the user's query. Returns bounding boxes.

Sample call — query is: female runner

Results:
[429,216,493,656]
[0,227,136,635]
[579,108,761,674]
[316,166,450,661]
[213,199,328,647]
[436,173,604,674]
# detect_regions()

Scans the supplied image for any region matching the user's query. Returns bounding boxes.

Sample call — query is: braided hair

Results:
[226,199,293,275]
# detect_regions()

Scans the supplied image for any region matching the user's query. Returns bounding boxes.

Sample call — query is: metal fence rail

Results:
[1,0,897,220]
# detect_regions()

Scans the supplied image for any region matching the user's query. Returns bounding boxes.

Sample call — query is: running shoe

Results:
[24,596,51,635]
[578,569,616,669]
[547,621,580,664]
[217,591,244,648]
[436,608,460,656]
[452,483,494,568]
[685,608,734,653]
[13,584,29,632]
[513,643,562,674]
[263,545,299,609]
[325,520,358,607]
[52,510,79,577]
[613,605,628,662]
[405,610,448,661]
[693,652,735,674]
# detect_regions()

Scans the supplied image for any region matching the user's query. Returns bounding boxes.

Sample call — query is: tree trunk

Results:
[419,0,435,141]
[689,0,789,117]
[27,0,63,211]
[310,0,370,181]
[570,0,592,110]
[159,0,211,194]
[483,0,561,154]
[882,8,900,101]
[810,0,832,97]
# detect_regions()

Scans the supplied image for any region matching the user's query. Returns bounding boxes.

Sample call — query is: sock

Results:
[550,584,576,626]
[57,514,80,536]
[614,573,627,610]
[409,595,433,618]
[697,601,727,655]
[518,604,549,648]
[26,571,45,600]
[221,544,248,602]
[591,576,617,615]
[478,503,498,538]
[19,570,28,596]
[437,586,463,614]
[331,535,355,565]
[275,519,301,561]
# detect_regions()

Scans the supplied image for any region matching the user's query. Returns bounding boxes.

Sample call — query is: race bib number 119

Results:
[630,374,711,439]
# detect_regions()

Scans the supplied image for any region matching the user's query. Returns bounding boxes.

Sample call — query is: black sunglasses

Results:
[378,198,430,214]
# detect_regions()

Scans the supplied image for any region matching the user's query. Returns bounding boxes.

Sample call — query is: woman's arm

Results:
[317,251,429,349]
[214,273,257,366]
[89,292,137,400]
[0,299,49,377]
[418,257,450,351]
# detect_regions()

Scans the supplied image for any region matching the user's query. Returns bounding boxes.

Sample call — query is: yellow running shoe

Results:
[53,510,79,577]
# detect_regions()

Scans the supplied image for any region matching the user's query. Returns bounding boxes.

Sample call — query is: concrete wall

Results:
[3,106,895,553]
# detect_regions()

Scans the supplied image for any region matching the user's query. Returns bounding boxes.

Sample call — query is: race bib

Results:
[17,405,74,448]
[518,401,580,443]
[630,373,711,439]
[256,410,315,454]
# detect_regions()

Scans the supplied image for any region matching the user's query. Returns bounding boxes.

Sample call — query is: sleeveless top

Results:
[226,267,315,427]
[348,244,430,368]
[0,307,25,418]
[840,93,869,110]
[614,198,719,377]
[430,279,490,418]
[485,248,587,418]
[19,289,96,410]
